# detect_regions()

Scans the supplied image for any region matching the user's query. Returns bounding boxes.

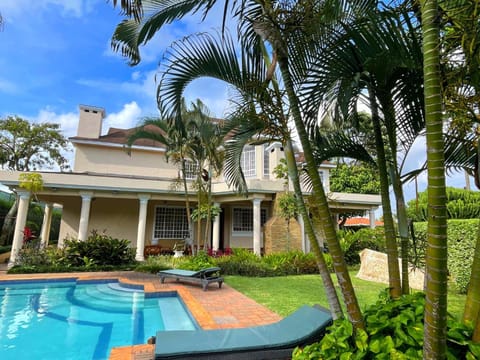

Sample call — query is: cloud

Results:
[103,101,142,132]
[32,108,79,138]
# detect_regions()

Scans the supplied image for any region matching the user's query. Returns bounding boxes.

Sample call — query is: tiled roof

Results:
[342,217,383,227]
[70,124,166,148]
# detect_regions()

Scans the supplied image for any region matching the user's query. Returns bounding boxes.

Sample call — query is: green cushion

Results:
[154,305,332,359]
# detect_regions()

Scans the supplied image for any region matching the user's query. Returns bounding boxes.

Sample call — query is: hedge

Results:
[412,219,478,293]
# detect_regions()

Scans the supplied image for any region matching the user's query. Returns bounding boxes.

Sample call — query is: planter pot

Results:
[173,250,184,258]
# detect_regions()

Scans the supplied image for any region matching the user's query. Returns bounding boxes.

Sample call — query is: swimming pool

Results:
[0,279,197,360]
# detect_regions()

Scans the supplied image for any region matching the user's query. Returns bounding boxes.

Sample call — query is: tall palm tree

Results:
[420,0,449,356]
[186,100,224,249]
[110,0,355,321]
[126,114,195,245]
[302,7,425,297]
[158,31,344,319]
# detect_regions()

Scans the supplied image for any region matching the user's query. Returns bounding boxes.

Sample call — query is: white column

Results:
[78,192,93,241]
[369,209,376,228]
[8,191,31,268]
[333,213,339,230]
[252,198,262,256]
[40,203,53,248]
[212,202,220,251]
[298,214,307,253]
[135,195,150,261]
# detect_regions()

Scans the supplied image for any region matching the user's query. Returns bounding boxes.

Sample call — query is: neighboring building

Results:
[0,105,382,266]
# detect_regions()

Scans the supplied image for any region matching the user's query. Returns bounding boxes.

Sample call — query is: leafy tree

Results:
[330,163,380,194]
[0,116,70,245]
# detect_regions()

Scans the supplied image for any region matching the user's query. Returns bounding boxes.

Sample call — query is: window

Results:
[154,207,190,239]
[263,144,270,178]
[241,145,256,178]
[232,207,267,234]
[184,160,198,180]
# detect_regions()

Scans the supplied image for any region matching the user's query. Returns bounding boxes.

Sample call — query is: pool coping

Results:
[0,271,282,360]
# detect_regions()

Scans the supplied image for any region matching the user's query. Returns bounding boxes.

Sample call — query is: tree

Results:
[111,0,355,325]
[420,0,449,356]
[127,99,223,252]
[303,7,425,296]
[156,28,344,318]
[0,116,69,245]
[330,163,380,195]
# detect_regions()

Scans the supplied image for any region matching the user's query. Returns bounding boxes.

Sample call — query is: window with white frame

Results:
[183,160,198,180]
[263,144,270,178]
[241,145,256,178]
[154,206,190,239]
[232,207,267,234]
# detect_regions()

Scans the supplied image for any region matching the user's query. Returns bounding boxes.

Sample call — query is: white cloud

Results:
[103,101,142,133]
[33,108,79,138]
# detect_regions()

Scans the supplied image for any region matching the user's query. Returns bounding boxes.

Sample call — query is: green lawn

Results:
[225,272,466,320]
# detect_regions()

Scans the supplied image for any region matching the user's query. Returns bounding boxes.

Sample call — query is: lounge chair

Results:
[158,267,223,291]
[154,304,332,359]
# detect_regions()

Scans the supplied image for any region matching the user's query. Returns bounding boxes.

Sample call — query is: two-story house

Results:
[0,105,382,266]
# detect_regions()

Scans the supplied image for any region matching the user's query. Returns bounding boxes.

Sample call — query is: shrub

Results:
[407,187,480,221]
[15,239,56,267]
[63,230,136,266]
[293,291,480,359]
[135,248,319,277]
[0,245,11,254]
[129,255,174,273]
[343,227,386,265]
[412,219,478,293]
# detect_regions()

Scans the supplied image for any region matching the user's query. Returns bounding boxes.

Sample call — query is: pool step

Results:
[70,283,145,312]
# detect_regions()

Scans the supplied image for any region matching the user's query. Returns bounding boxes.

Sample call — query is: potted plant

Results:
[173,240,185,258]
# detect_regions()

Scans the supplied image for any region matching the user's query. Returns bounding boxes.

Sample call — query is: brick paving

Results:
[0,269,282,360]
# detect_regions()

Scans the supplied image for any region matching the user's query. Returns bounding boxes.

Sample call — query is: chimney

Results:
[77,105,105,138]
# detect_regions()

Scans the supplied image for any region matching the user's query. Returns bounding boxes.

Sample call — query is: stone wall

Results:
[357,248,425,290]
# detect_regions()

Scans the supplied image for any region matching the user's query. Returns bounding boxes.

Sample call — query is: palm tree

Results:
[110,0,353,320]
[158,31,344,319]
[420,0,449,356]
[302,7,425,297]
[185,100,224,250]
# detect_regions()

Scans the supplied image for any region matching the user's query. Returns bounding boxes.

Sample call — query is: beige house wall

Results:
[74,144,177,177]
[58,196,82,242]
[88,198,139,242]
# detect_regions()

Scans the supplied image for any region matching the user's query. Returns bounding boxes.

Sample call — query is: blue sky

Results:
[0,0,229,137]
[0,0,471,204]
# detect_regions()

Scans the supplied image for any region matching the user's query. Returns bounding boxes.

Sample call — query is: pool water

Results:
[0,279,197,360]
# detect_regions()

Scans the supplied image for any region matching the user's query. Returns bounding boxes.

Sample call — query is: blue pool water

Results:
[0,279,197,360]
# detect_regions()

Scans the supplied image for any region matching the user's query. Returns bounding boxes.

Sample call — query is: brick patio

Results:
[0,269,282,360]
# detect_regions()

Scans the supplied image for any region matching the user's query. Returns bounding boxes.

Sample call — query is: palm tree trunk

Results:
[0,197,18,246]
[381,92,410,295]
[284,140,343,319]
[368,85,402,298]
[278,55,364,329]
[421,0,449,356]
[181,159,194,253]
[390,165,411,294]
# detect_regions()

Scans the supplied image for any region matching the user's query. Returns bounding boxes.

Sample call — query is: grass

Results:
[226,272,467,320]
